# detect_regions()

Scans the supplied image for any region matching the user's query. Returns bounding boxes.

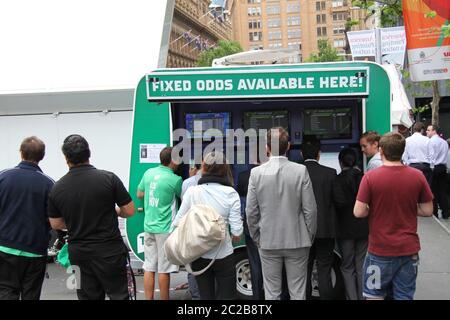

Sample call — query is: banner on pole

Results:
[347,30,376,57]
[380,27,407,68]
[402,0,450,81]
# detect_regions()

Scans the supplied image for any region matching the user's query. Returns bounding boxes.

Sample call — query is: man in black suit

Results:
[302,138,337,300]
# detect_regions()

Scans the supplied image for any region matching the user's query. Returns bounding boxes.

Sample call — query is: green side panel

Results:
[126,77,171,262]
[364,63,391,135]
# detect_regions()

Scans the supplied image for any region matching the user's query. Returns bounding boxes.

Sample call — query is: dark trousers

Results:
[70,253,129,300]
[306,238,335,300]
[432,165,449,218]
[338,238,368,300]
[192,254,236,300]
[410,163,432,186]
[0,251,47,300]
[245,233,264,300]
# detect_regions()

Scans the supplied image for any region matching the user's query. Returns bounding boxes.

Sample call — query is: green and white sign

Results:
[146,67,369,100]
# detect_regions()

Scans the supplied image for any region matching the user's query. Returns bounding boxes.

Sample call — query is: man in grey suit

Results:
[246,127,317,300]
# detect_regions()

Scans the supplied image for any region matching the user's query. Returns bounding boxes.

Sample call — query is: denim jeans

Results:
[362,252,419,300]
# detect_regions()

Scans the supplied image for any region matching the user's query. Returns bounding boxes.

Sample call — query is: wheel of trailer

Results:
[234,249,253,300]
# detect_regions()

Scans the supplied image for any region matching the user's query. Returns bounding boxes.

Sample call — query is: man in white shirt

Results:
[426,125,449,219]
[360,131,382,171]
[402,122,432,184]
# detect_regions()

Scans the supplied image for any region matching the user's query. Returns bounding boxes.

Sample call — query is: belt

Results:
[410,162,430,166]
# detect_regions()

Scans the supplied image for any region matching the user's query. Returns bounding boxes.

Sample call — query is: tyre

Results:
[233,249,253,300]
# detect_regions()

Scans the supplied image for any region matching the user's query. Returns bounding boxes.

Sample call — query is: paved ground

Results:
[41,215,450,300]
[415,215,450,300]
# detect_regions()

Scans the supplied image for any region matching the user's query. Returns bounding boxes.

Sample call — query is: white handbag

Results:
[164,186,226,276]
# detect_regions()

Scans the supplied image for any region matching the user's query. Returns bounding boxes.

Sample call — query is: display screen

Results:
[244,110,289,132]
[303,108,352,139]
[185,112,231,139]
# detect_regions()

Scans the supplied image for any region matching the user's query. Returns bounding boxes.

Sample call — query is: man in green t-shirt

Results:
[137,147,182,300]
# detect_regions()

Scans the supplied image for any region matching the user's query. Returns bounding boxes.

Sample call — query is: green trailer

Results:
[126,61,393,298]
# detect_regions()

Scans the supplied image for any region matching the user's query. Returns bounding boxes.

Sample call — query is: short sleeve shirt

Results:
[356,165,433,257]
[138,165,182,234]
[48,165,132,260]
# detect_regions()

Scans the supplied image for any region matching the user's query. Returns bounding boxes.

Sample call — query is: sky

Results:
[0,0,169,94]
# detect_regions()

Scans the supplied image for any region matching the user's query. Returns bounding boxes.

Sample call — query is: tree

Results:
[306,39,344,62]
[196,40,243,67]
[352,0,403,27]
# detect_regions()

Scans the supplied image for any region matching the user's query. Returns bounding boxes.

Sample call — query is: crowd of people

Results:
[0,122,448,300]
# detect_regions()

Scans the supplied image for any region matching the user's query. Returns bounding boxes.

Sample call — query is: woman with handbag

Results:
[172,151,243,300]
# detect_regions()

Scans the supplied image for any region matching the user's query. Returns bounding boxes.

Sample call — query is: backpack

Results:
[164,186,226,276]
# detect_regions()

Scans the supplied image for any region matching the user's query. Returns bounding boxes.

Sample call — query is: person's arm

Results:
[301,170,317,241]
[354,175,371,218]
[429,139,436,167]
[116,201,135,218]
[402,143,409,165]
[49,217,67,230]
[245,172,261,245]
[229,192,243,241]
[137,190,144,199]
[354,200,369,218]
[174,177,182,200]
[417,202,433,217]
[172,188,193,228]
[47,192,67,230]
[112,174,135,218]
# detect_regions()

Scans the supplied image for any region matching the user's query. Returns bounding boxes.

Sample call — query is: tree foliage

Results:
[196,40,243,67]
[306,39,343,62]
[352,0,403,27]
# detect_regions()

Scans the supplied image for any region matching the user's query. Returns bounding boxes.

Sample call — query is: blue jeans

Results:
[363,253,419,300]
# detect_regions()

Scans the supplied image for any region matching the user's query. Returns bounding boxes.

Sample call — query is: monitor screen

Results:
[244,110,289,132]
[303,108,352,140]
[185,112,231,139]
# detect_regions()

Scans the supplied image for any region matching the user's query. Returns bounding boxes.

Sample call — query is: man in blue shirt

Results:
[0,136,54,300]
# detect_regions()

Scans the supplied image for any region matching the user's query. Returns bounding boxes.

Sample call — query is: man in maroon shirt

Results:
[354,132,433,300]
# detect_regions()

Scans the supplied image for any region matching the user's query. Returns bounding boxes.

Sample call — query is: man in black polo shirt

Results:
[0,136,54,300]
[48,134,135,300]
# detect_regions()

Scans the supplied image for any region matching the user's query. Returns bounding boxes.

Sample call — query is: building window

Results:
[289,56,301,63]
[247,0,261,3]
[249,20,262,29]
[268,18,281,28]
[288,29,301,39]
[287,3,301,13]
[333,26,346,34]
[249,31,263,41]
[266,6,281,15]
[316,1,326,11]
[316,27,327,37]
[316,14,327,24]
[332,0,347,7]
[288,41,302,50]
[333,12,348,21]
[287,16,301,26]
[248,7,262,16]
[268,30,282,40]
[268,42,283,49]
[333,39,346,47]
